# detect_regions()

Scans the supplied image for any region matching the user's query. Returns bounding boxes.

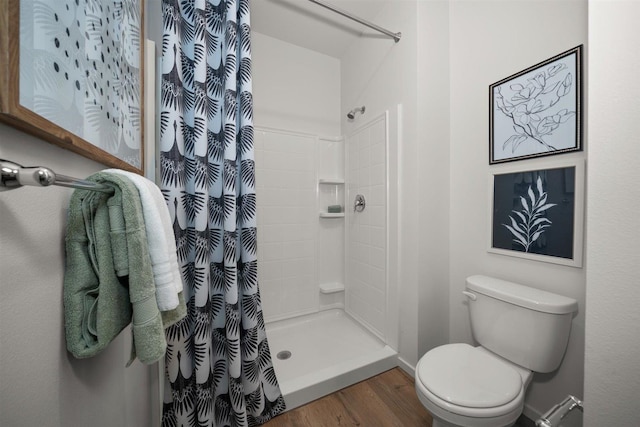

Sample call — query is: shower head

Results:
[347,106,366,120]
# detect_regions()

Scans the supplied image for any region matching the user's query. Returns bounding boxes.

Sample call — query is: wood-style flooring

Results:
[263,368,433,427]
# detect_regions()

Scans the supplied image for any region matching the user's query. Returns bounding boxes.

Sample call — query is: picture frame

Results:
[489,45,582,165]
[488,158,584,267]
[0,0,144,174]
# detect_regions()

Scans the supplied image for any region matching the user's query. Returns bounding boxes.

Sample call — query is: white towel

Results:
[106,169,183,311]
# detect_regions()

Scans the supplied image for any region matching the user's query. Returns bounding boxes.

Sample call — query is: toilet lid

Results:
[417,343,522,408]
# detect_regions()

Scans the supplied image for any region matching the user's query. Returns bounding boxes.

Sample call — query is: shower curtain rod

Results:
[307,0,401,43]
[0,159,114,193]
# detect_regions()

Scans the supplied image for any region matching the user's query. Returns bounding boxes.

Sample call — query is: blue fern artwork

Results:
[492,167,575,260]
[490,46,582,164]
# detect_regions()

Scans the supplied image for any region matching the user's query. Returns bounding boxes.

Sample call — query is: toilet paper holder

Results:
[535,395,583,427]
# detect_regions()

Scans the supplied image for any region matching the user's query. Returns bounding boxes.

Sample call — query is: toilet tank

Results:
[465,275,578,373]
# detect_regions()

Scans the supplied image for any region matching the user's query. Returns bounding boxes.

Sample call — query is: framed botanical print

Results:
[489,158,584,267]
[0,0,144,173]
[489,45,582,165]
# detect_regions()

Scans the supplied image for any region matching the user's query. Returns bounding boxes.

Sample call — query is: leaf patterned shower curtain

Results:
[160,0,285,425]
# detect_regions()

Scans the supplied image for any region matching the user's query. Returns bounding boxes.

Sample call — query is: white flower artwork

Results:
[490,46,582,164]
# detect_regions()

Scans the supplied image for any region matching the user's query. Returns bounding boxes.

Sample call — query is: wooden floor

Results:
[263,368,433,427]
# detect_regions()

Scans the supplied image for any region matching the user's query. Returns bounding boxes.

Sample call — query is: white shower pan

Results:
[265,308,397,410]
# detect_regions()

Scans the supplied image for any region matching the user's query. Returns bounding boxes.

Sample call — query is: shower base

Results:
[265,308,398,411]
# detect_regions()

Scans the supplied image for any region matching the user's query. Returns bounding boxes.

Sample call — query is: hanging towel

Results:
[105,169,186,324]
[63,172,166,365]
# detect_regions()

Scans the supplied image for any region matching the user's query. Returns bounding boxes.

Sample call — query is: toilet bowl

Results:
[415,343,532,427]
[414,276,578,427]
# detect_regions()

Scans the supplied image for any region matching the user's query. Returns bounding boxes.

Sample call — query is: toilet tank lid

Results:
[466,275,578,314]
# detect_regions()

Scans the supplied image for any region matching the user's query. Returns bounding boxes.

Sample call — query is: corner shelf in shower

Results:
[319,282,345,294]
[319,212,345,218]
[318,178,345,185]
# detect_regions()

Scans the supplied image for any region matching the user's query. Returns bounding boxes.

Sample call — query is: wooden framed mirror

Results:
[0,0,144,174]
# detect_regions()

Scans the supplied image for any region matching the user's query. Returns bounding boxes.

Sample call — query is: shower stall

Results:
[254,110,399,409]
[250,0,404,411]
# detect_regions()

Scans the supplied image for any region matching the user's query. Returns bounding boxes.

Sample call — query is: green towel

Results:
[64,172,166,365]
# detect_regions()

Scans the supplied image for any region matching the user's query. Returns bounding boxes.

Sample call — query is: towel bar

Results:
[0,159,114,194]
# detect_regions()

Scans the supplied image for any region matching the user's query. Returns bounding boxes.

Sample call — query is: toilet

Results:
[415,275,578,427]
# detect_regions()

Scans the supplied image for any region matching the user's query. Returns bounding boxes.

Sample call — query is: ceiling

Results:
[250,0,389,58]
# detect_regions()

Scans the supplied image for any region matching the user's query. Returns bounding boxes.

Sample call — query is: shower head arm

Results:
[347,106,366,120]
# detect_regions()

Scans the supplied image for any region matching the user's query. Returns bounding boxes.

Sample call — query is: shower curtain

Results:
[160,0,285,425]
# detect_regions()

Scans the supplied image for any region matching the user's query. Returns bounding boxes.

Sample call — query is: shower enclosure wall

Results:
[254,113,397,409]
[254,129,322,321]
[255,113,389,330]
[345,113,389,340]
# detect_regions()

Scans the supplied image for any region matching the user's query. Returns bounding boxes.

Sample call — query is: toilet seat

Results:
[419,343,522,408]
[415,343,527,419]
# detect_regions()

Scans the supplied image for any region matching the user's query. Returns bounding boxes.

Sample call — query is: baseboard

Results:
[522,403,542,425]
[396,356,415,378]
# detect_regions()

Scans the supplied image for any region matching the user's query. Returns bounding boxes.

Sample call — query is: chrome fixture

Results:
[307,0,401,43]
[536,395,584,427]
[0,159,113,193]
[353,194,366,212]
[309,0,402,43]
[347,106,366,120]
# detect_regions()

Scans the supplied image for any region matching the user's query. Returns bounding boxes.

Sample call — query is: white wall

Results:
[416,0,452,359]
[0,124,156,426]
[585,2,640,425]
[252,32,341,136]
[448,0,587,419]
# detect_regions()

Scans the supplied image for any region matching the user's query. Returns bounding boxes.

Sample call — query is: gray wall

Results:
[0,124,157,426]
[585,2,640,425]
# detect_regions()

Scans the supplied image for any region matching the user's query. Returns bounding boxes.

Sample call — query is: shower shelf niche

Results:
[319,282,345,294]
[318,177,345,218]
